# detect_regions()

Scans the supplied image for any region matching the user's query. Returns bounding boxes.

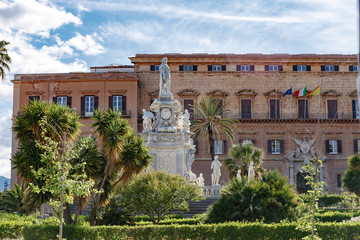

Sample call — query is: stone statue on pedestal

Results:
[159,57,171,96]
[248,161,255,183]
[211,155,222,186]
[142,109,154,132]
[183,109,190,132]
[196,173,205,186]
[236,169,242,181]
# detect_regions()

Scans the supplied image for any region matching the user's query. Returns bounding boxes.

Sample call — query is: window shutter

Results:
[354,139,358,153]
[221,65,226,71]
[265,65,269,71]
[179,65,184,71]
[352,100,357,119]
[122,95,127,115]
[109,96,113,110]
[321,65,325,71]
[223,140,227,154]
[81,96,85,116]
[350,65,354,72]
[67,97,72,107]
[208,65,212,71]
[94,96,99,110]
[334,65,339,72]
[306,65,311,71]
[278,65,283,71]
[268,140,272,153]
[293,65,297,72]
[150,65,155,71]
[325,140,330,154]
[53,97,57,104]
[337,140,342,154]
[251,139,256,146]
[193,65,197,71]
[250,65,255,71]
[280,140,284,154]
[236,65,241,71]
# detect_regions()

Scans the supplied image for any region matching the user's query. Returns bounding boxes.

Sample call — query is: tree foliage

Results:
[207,170,300,223]
[191,96,236,160]
[116,171,203,224]
[0,40,11,81]
[343,154,360,197]
[224,142,264,180]
[0,182,28,213]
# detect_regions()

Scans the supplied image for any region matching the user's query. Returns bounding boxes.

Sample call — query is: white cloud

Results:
[0,111,11,178]
[66,33,105,56]
[0,0,81,36]
[0,82,13,102]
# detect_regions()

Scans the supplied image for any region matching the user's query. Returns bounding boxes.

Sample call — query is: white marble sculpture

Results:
[186,148,196,172]
[142,109,154,132]
[248,161,255,183]
[183,109,190,132]
[295,138,315,156]
[196,173,205,187]
[236,169,242,181]
[211,155,222,186]
[159,57,171,96]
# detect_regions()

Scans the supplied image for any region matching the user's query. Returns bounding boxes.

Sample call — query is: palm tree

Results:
[0,181,28,213]
[224,142,264,180]
[0,40,11,81]
[89,109,152,225]
[191,96,236,161]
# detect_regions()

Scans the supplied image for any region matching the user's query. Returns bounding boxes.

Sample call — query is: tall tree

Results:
[191,96,236,161]
[224,142,264,180]
[343,154,360,196]
[89,109,152,225]
[0,40,11,81]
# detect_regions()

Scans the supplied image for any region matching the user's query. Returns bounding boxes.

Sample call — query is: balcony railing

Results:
[223,112,357,120]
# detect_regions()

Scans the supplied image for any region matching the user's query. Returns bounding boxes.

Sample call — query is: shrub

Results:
[22,221,360,240]
[115,171,203,224]
[344,154,360,196]
[318,193,343,207]
[207,170,300,223]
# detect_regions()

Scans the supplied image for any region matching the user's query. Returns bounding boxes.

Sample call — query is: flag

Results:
[283,88,292,96]
[294,87,307,97]
[306,86,320,96]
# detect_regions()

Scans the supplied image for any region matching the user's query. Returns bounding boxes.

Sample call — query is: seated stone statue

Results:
[196,173,205,187]
[142,109,154,132]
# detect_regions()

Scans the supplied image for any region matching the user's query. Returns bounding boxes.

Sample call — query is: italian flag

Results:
[294,87,306,97]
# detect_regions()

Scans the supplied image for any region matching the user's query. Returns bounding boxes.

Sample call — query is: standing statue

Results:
[183,109,190,132]
[236,169,242,181]
[186,148,196,172]
[248,161,255,183]
[142,109,154,132]
[196,173,205,187]
[211,155,222,186]
[159,57,171,95]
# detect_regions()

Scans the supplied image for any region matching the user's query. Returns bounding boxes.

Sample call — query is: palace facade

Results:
[11,53,360,193]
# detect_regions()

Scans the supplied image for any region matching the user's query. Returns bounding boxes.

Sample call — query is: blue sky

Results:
[0,0,357,179]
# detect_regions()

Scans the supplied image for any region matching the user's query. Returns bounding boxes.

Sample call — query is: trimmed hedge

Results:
[23,222,360,240]
[316,210,360,222]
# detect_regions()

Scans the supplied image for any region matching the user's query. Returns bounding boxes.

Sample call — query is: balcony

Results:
[223,112,357,121]
[79,110,131,118]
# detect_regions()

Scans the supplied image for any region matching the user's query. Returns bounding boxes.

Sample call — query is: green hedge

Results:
[316,210,360,222]
[22,222,360,240]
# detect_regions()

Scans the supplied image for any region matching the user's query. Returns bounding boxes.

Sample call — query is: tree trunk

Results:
[59,193,63,240]
[208,127,215,161]
[90,174,108,225]
[64,203,73,225]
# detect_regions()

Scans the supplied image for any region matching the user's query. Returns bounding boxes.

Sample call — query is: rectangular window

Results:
[297,65,306,71]
[150,65,160,71]
[271,140,281,154]
[241,65,250,71]
[242,139,252,145]
[241,99,251,119]
[208,65,226,71]
[349,65,358,72]
[212,65,222,71]
[270,99,280,119]
[57,96,67,107]
[293,65,311,72]
[85,96,94,116]
[355,139,360,153]
[269,65,278,71]
[336,174,342,188]
[298,99,309,119]
[327,100,338,119]
[29,96,40,102]
[214,140,223,154]
[236,65,254,71]
[179,65,196,71]
[352,100,360,119]
[113,96,122,112]
[321,65,339,72]
[328,140,338,154]
[184,99,194,117]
